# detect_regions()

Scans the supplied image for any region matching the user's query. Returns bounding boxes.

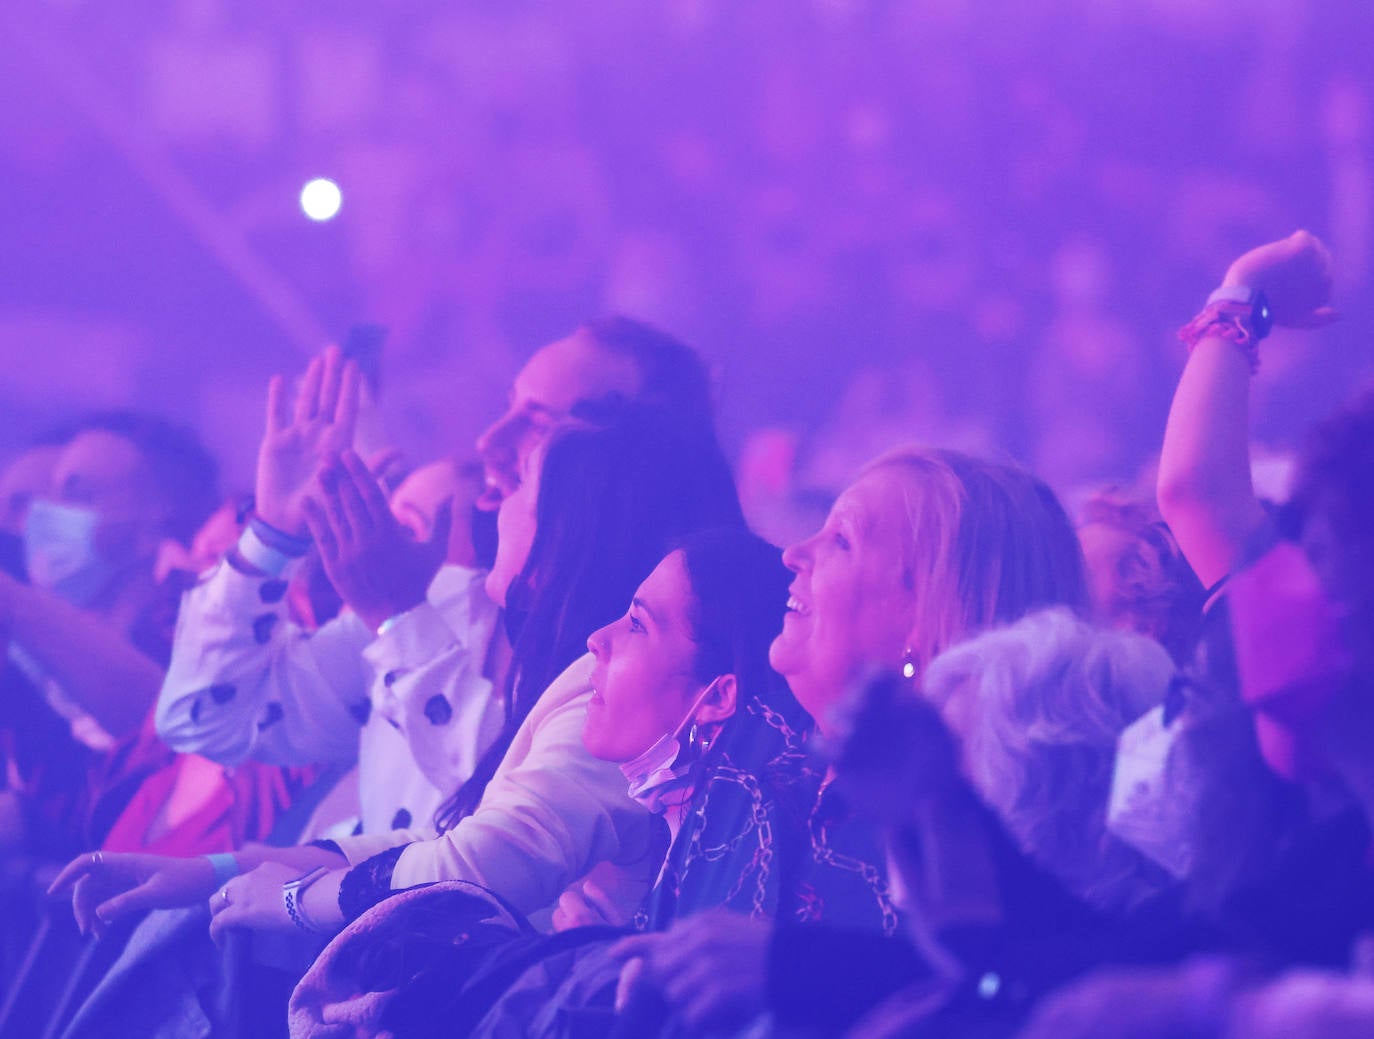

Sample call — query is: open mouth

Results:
[785,594,811,616]
[476,470,510,509]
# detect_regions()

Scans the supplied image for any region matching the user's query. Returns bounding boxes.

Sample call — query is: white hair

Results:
[922,607,1175,911]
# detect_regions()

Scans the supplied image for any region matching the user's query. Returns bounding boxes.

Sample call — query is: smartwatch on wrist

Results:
[1207,285,1274,339]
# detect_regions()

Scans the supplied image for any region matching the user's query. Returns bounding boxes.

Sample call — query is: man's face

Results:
[474,330,641,508]
[49,430,167,563]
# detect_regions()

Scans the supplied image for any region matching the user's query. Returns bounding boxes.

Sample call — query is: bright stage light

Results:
[300,178,342,221]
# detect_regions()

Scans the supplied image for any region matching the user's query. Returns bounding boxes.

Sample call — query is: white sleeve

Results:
[156,559,372,768]
[386,656,653,917]
[361,566,505,799]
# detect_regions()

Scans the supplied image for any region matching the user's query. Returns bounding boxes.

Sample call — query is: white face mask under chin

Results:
[1106,703,1202,880]
[620,678,720,815]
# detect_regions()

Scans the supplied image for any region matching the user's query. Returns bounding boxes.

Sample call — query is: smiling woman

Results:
[584,550,714,768]
[772,447,1090,735]
[608,447,1092,1035]
[581,528,810,924]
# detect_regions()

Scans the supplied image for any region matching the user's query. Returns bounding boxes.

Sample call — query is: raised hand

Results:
[302,450,451,631]
[1223,230,1338,329]
[256,345,361,537]
[47,851,217,937]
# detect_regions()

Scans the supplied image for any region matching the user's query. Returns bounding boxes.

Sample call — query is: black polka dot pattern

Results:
[257,702,285,729]
[383,670,402,688]
[193,684,239,726]
[259,579,289,604]
[424,694,453,726]
[391,808,412,829]
[350,699,372,726]
[252,614,278,645]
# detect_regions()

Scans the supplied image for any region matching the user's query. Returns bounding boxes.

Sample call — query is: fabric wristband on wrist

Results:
[1177,302,1263,374]
[203,852,240,889]
[249,515,312,554]
[236,523,307,577]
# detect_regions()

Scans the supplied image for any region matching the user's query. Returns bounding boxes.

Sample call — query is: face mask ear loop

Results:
[680,677,722,759]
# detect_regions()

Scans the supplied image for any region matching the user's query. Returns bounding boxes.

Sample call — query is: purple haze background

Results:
[2,0,1372,512]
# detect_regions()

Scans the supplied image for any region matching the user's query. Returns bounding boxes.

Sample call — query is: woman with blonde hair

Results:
[609,446,1088,1034]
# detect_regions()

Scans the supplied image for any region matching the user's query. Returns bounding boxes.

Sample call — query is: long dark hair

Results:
[677,527,806,743]
[434,404,744,830]
[643,528,814,928]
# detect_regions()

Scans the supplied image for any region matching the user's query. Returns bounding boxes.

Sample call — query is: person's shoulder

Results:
[428,563,493,606]
[529,653,596,716]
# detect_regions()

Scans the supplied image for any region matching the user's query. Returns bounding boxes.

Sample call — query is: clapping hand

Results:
[303,450,451,631]
[257,345,361,538]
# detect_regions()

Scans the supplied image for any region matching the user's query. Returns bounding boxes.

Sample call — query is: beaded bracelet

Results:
[1177,289,1271,375]
[282,866,332,934]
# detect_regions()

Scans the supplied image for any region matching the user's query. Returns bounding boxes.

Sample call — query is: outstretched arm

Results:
[1157,231,1336,589]
[0,573,163,739]
[157,348,373,767]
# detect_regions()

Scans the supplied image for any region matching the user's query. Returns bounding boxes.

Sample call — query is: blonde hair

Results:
[862,447,1088,677]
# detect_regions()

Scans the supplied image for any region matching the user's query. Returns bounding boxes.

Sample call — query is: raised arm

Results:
[0,573,163,739]
[157,347,371,766]
[1157,231,1336,589]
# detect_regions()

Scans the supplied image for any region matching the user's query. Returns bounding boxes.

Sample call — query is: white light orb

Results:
[300,178,342,221]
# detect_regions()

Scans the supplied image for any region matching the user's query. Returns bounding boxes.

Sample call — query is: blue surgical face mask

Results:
[24,500,119,606]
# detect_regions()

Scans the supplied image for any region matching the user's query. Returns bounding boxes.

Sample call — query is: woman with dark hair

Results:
[290,528,815,1038]
[238,403,744,928]
[51,403,743,1038]
[582,527,812,928]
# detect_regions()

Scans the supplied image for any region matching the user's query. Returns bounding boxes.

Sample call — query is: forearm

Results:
[300,868,346,932]
[895,787,1003,937]
[2,578,161,738]
[234,841,348,873]
[1157,335,1267,589]
[157,563,367,766]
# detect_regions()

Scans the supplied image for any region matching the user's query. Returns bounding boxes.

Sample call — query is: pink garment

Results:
[1228,542,1352,782]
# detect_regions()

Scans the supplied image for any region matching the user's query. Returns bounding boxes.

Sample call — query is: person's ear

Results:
[696,674,738,725]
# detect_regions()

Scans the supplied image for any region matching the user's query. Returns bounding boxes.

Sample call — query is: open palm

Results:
[256,345,361,536]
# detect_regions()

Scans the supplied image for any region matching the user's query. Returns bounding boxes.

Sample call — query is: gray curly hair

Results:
[923,607,1175,912]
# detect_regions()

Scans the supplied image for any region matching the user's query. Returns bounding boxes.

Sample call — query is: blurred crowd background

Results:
[3,0,1373,520]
